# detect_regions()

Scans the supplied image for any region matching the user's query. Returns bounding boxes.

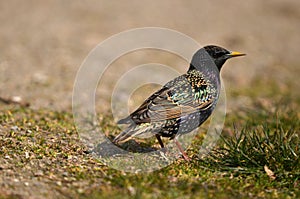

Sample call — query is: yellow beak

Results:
[229,51,246,57]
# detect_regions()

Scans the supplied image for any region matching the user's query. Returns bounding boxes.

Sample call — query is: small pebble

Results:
[11,126,19,131]
[77,188,84,193]
[35,170,44,176]
[11,96,22,103]
[25,152,30,159]
[26,129,32,134]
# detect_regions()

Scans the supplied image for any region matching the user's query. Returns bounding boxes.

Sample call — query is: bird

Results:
[113,45,245,160]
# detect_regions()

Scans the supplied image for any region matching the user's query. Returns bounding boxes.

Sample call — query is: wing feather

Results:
[118,72,216,125]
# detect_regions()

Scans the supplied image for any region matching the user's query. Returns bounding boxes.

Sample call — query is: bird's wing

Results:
[118,74,216,125]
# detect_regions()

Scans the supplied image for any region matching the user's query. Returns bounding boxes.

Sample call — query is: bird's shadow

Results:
[90,138,160,158]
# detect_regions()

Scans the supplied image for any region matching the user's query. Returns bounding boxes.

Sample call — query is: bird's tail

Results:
[113,124,155,144]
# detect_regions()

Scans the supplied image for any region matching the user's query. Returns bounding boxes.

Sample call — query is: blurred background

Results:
[0,0,299,111]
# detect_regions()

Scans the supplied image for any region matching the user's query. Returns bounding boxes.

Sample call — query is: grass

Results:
[202,103,299,198]
[208,99,299,170]
[0,84,299,198]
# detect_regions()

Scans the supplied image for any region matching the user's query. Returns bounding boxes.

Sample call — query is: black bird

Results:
[113,45,245,160]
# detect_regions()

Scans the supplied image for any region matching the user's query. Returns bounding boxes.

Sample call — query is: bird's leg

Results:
[155,134,164,148]
[174,138,190,161]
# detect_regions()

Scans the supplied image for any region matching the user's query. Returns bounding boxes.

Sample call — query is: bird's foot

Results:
[181,151,191,161]
[174,139,190,161]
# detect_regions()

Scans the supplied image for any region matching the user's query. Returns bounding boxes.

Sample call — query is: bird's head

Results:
[190,45,246,71]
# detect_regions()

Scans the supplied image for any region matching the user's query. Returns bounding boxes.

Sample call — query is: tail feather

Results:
[113,128,134,144]
[113,124,154,144]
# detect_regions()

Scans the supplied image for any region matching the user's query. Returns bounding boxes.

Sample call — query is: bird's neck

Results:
[188,63,221,73]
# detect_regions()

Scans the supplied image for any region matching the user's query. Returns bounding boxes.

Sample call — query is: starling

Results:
[113,45,245,160]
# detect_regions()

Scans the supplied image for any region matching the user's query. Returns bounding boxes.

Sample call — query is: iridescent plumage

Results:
[113,45,245,160]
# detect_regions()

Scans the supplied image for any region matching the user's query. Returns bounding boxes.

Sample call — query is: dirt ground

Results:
[0,0,299,110]
[0,0,300,198]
